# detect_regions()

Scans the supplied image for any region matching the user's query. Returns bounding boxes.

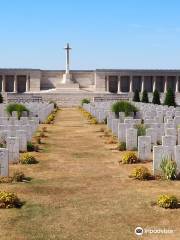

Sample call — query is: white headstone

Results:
[138,136,151,161]
[178,128,180,145]
[119,112,125,123]
[165,128,177,137]
[126,128,137,150]
[0,148,9,176]
[16,130,27,152]
[12,111,18,118]
[174,145,180,174]
[118,123,127,142]
[7,137,19,163]
[162,135,176,146]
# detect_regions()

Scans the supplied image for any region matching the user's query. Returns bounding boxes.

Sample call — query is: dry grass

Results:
[0,108,180,240]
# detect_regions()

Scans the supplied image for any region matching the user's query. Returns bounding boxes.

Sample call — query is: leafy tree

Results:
[133,89,140,102]
[164,88,176,107]
[141,90,149,103]
[0,93,3,103]
[152,89,161,105]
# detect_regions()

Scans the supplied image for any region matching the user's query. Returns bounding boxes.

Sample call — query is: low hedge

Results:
[111,101,138,117]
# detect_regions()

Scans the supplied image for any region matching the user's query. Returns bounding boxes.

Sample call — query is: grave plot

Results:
[82,100,180,179]
[0,102,55,177]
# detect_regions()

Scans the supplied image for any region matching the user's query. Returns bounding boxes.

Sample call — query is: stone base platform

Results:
[55,83,79,90]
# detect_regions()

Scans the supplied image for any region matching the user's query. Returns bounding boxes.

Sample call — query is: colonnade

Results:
[0,75,30,93]
[106,75,180,93]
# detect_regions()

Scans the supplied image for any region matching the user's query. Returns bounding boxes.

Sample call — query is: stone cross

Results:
[64,43,71,74]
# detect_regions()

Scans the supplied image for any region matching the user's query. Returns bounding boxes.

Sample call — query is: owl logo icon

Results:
[135,226,144,236]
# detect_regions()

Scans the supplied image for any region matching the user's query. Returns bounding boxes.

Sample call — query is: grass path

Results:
[0,108,180,240]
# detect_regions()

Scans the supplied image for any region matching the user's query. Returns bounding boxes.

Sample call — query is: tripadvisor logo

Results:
[135,226,174,236]
[135,227,144,236]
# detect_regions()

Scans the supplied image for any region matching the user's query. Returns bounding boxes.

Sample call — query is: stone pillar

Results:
[129,76,133,92]
[141,77,144,93]
[164,76,167,93]
[106,76,109,92]
[2,75,6,92]
[175,76,179,93]
[152,76,156,92]
[26,74,30,92]
[14,75,17,93]
[118,76,121,93]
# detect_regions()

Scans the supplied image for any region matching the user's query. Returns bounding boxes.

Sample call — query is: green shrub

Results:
[20,153,38,164]
[0,93,3,103]
[133,89,140,102]
[6,103,29,119]
[160,156,177,180]
[90,118,98,124]
[81,98,90,106]
[157,194,178,209]
[121,151,139,164]
[152,89,161,105]
[0,191,23,208]
[131,166,151,180]
[0,139,6,148]
[45,114,55,124]
[27,141,34,151]
[111,101,138,117]
[141,90,149,103]
[85,112,93,120]
[118,142,126,151]
[135,124,147,136]
[12,171,26,182]
[164,88,176,107]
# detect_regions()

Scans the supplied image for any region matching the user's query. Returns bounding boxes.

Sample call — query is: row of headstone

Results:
[0,102,54,177]
[82,101,180,176]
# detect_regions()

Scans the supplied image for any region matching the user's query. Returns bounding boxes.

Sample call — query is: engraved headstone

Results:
[126,128,137,150]
[162,135,176,146]
[138,136,151,161]
[6,137,19,163]
[0,148,9,176]
[16,130,27,152]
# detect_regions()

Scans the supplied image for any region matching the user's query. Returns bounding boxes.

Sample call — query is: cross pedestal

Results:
[62,73,72,84]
